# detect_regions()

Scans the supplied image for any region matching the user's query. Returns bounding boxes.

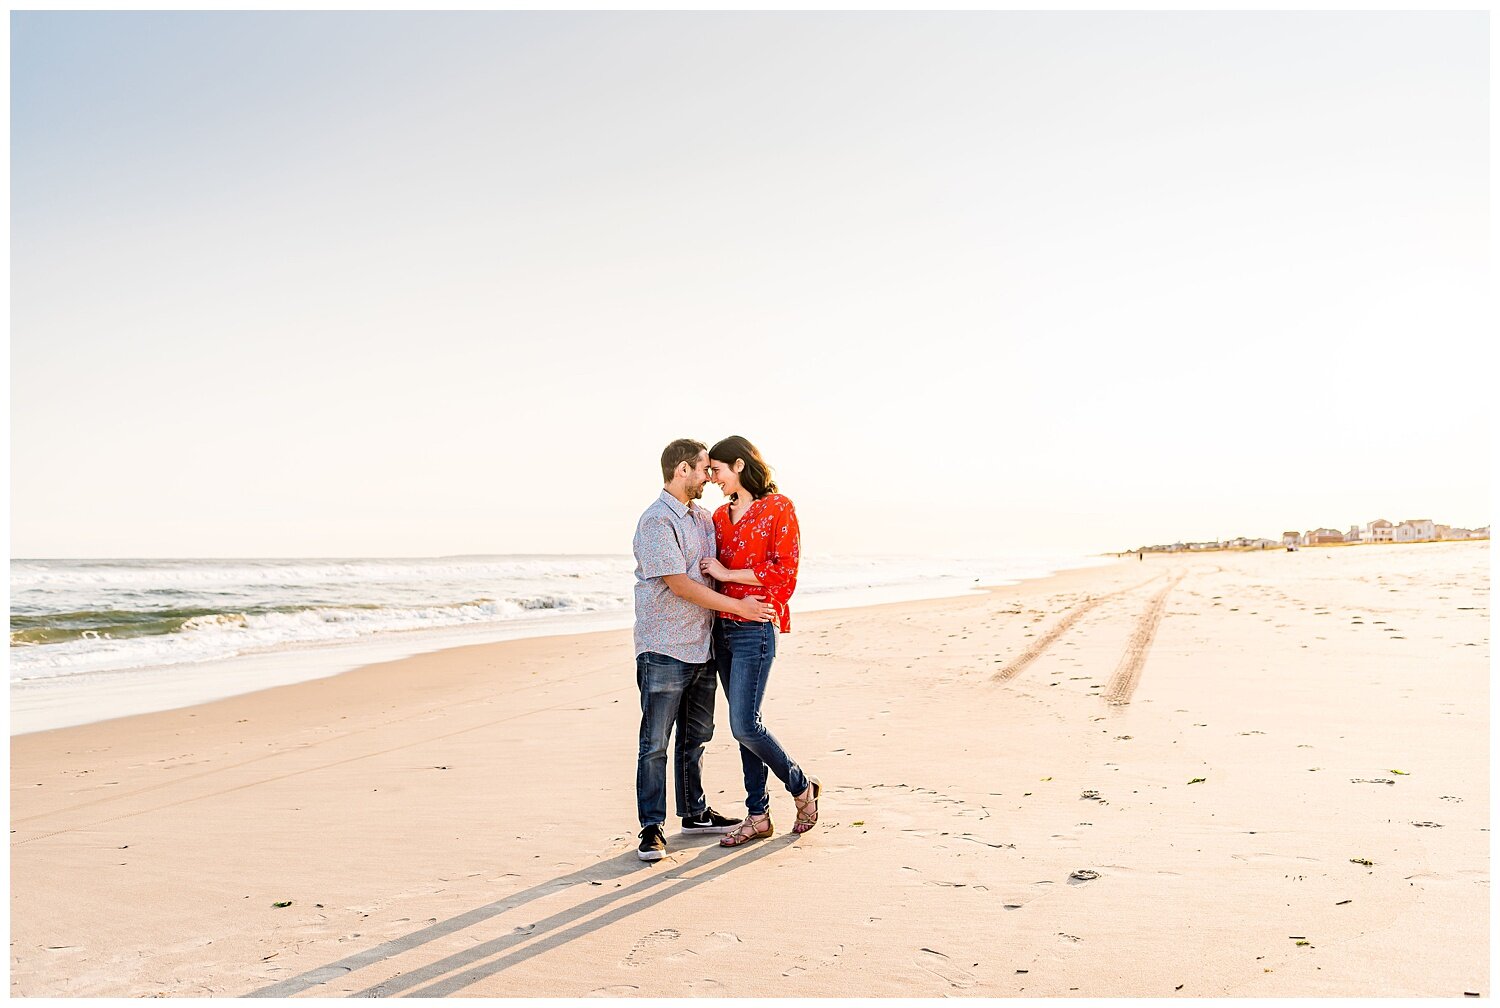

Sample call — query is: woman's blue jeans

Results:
[713,618,809,816]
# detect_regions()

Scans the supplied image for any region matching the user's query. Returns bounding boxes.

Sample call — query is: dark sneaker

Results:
[637,825,666,861]
[681,807,743,835]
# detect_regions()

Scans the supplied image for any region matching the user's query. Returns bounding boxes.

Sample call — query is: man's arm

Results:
[662,574,775,622]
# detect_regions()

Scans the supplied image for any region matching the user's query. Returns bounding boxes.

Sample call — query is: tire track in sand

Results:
[992,574,1162,683]
[1101,572,1185,705]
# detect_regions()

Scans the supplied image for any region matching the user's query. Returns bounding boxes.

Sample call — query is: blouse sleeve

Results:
[750,498,800,597]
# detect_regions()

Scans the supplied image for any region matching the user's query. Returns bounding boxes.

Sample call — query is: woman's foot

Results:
[719,812,773,847]
[792,777,822,835]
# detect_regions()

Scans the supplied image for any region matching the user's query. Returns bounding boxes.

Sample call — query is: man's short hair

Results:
[660,438,707,483]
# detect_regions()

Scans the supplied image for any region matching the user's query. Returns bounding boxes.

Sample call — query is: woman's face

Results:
[709,458,742,495]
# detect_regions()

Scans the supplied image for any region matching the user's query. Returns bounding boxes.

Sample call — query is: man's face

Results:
[683,451,711,500]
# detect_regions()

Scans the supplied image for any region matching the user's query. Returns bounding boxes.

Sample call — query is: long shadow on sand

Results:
[246,837,780,998]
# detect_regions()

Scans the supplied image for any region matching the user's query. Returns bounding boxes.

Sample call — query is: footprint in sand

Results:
[589,985,640,996]
[916,948,977,988]
[623,928,681,967]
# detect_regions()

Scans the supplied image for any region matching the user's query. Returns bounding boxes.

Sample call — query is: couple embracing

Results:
[631,436,822,862]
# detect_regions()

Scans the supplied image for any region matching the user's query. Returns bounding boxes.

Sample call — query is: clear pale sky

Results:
[10,11,1490,559]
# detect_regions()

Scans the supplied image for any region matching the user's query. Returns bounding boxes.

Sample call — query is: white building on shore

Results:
[1393,519,1436,542]
[1132,520,1481,554]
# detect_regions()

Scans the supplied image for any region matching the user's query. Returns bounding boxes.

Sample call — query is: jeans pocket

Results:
[639,653,681,692]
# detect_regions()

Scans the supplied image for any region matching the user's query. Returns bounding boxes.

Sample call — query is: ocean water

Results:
[10,552,1112,732]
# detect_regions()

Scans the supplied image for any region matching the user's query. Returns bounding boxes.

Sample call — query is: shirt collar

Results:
[658,489,694,519]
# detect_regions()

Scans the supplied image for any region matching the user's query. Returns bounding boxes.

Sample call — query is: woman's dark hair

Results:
[709,435,778,501]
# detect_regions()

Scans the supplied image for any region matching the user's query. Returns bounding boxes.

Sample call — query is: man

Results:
[633,438,777,861]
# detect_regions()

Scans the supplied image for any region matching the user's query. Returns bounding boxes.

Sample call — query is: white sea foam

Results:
[9,592,625,680]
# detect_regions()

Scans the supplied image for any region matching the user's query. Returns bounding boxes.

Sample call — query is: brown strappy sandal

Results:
[719,812,773,847]
[792,776,822,835]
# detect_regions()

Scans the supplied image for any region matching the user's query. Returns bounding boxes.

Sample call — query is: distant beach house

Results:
[1226,537,1278,550]
[1135,518,1481,557]
[1393,519,1436,542]
[1224,534,1272,552]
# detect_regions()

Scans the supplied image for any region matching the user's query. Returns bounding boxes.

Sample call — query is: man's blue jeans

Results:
[714,618,809,817]
[635,651,716,829]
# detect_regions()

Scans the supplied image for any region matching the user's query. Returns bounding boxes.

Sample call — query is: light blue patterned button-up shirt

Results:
[633,490,717,663]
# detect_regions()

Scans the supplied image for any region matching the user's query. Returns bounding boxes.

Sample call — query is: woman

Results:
[699,435,821,847]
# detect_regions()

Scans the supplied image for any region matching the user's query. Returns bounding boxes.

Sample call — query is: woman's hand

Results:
[700,557,731,581]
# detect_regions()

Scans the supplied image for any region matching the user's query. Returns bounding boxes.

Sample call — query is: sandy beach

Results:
[9,540,1488,997]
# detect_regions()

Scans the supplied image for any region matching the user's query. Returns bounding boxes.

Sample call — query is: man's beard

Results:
[688,480,705,500]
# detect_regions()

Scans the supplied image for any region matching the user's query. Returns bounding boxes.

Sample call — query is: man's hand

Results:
[732,595,777,622]
[700,557,730,581]
[660,574,775,621]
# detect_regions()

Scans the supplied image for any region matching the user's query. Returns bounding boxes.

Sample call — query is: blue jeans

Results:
[636,652,716,828]
[714,618,809,817]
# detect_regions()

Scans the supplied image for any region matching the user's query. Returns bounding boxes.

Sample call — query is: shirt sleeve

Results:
[635,513,687,579]
[750,498,799,596]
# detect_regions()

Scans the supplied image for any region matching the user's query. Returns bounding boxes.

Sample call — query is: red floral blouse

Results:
[712,493,800,632]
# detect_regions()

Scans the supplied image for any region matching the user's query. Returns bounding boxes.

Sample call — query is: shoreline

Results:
[9,555,1117,736]
[10,542,1487,996]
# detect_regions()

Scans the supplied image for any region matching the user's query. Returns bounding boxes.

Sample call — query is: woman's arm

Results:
[701,557,762,586]
[750,499,800,596]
